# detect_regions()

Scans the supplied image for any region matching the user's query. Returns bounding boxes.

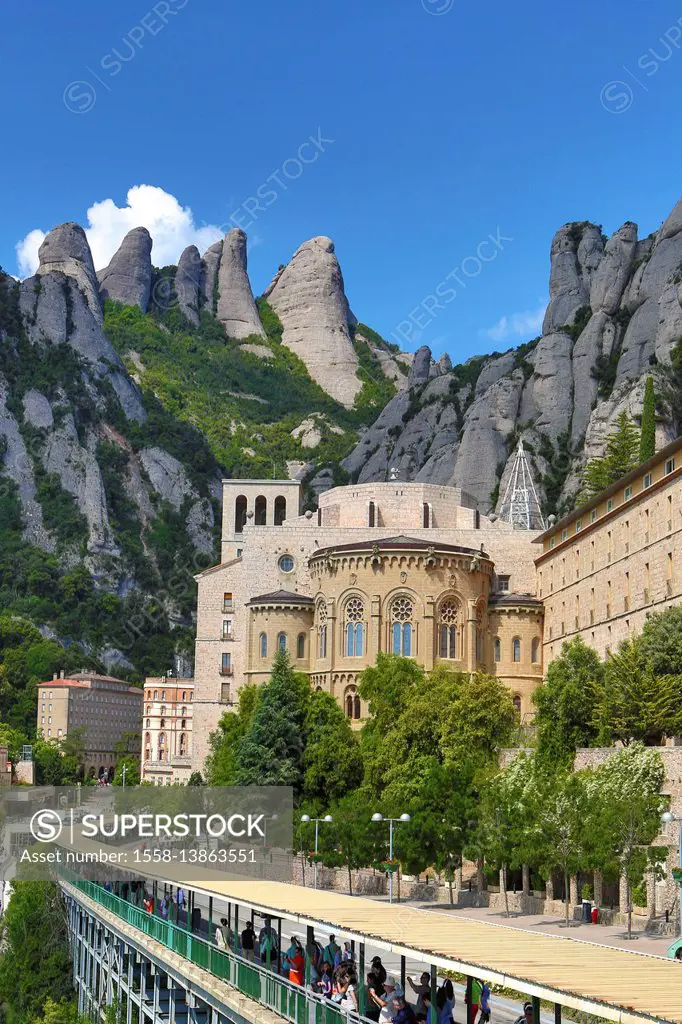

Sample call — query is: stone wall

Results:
[537,458,682,666]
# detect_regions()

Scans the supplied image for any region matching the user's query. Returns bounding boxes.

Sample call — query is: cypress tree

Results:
[639,375,656,462]
[234,649,309,789]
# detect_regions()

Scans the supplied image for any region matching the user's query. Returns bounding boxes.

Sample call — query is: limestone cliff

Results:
[344,197,682,515]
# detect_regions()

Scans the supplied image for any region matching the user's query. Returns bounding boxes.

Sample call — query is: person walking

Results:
[466,979,483,1024]
[307,933,323,986]
[372,956,387,994]
[322,934,341,969]
[478,982,491,1023]
[284,935,305,985]
[215,917,229,949]
[259,916,279,966]
[241,921,255,961]
[408,972,431,1020]
[438,981,455,1024]
[366,971,384,1022]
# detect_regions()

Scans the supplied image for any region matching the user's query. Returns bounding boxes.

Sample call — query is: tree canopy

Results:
[580,411,640,500]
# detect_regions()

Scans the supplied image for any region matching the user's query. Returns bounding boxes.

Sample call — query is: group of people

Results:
[365,965,458,1024]
[212,916,499,1024]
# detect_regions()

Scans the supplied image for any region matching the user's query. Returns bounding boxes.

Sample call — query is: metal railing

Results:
[63,874,366,1024]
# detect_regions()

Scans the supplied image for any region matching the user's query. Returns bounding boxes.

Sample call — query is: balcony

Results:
[219,667,234,677]
[221,630,234,641]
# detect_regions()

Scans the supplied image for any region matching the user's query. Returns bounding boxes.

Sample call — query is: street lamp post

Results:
[122,763,127,789]
[372,812,411,904]
[300,814,333,889]
[662,811,682,937]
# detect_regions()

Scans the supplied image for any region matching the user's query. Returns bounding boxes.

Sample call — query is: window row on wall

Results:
[315,594,485,661]
[145,688,193,702]
[493,636,541,664]
[541,523,676,596]
[258,632,307,660]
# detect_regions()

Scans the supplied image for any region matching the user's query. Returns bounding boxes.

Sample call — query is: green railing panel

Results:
[62,872,372,1024]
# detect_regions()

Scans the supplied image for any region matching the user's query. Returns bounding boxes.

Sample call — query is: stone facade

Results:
[536,436,682,664]
[141,677,194,785]
[191,479,543,773]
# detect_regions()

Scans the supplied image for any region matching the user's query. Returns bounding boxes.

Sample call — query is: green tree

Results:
[533,637,603,765]
[235,650,310,790]
[0,881,74,1023]
[302,690,363,809]
[33,728,85,785]
[639,376,656,461]
[187,771,204,786]
[580,411,640,500]
[595,636,682,745]
[534,770,593,927]
[29,997,79,1024]
[112,754,140,786]
[586,745,665,938]
[640,606,682,675]
[205,684,260,785]
[397,760,477,902]
[320,790,378,895]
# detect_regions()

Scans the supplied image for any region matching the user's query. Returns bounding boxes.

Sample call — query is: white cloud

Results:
[482,302,547,344]
[15,184,225,279]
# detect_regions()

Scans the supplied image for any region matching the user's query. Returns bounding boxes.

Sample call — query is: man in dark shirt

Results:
[241,920,255,961]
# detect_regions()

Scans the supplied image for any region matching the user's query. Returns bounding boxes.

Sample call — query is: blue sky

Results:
[2,0,682,364]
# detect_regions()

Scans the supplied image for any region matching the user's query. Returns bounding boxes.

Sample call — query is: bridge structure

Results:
[60,866,682,1024]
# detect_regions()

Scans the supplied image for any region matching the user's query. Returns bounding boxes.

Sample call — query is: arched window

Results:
[317,603,328,659]
[179,733,187,756]
[390,596,414,656]
[160,719,166,729]
[297,633,306,659]
[277,631,287,651]
[274,495,286,526]
[344,686,362,720]
[146,718,150,729]
[260,632,268,659]
[153,690,158,700]
[144,733,151,762]
[158,733,166,761]
[531,637,540,664]
[512,637,521,662]
[160,706,166,716]
[181,691,187,701]
[146,704,150,714]
[513,694,522,714]
[493,637,501,662]
[423,502,431,528]
[146,690,150,699]
[345,597,365,657]
[255,495,267,525]
[438,599,459,659]
[368,501,376,528]
[181,719,186,730]
[235,495,247,534]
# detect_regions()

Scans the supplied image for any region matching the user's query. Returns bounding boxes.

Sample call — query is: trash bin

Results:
[582,899,592,923]
[591,906,599,924]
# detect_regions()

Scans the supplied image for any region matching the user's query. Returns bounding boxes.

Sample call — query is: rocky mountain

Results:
[0,218,402,678]
[344,199,682,515]
[1,194,681,679]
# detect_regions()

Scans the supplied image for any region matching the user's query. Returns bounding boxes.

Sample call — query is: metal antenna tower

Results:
[498,439,546,530]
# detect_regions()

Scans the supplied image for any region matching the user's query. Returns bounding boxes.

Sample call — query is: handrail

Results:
[62,872,370,1024]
